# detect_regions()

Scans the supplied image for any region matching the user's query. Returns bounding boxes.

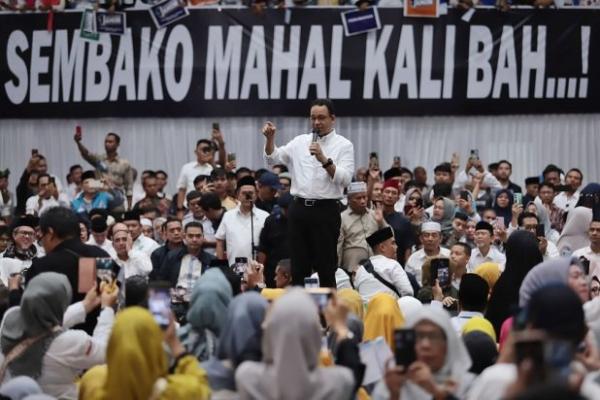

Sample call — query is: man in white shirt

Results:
[122,210,159,257]
[573,218,600,277]
[25,174,70,216]
[86,217,116,258]
[553,168,583,212]
[66,165,83,201]
[354,226,413,303]
[468,221,506,272]
[405,222,451,285]
[176,139,215,217]
[517,212,559,261]
[337,181,387,270]
[450,274,490,334]
[112,223,152,278]
[263,99,354,287]
[216,176,269,267]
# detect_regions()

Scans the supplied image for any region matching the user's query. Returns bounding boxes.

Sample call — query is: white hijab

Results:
[557,207,593,254]
[235,288,354,400]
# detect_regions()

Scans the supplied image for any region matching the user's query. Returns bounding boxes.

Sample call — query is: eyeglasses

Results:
[15,230,35,237]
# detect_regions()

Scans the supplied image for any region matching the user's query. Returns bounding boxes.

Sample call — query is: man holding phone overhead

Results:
[262,99,355,287]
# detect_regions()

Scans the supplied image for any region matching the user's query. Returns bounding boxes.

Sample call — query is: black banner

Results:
[0,8,598,117]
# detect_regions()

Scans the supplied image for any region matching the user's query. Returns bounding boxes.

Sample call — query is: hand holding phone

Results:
[430,259,450,288]
[149,284,172,329]
[394,329,417,368]
[74,125,82,142]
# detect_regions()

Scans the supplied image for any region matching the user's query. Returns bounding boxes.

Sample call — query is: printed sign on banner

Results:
[404,0,440,18]
[79,9,99,41]
[96,12,126,35]
[341,7,381,37]
[150,0,189,29]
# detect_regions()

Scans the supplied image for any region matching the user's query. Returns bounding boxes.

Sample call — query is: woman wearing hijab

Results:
[79,307,210,400]
[519,257,589,308]
[485,230,543,338]
[462,331,498,375]
[0,273,116,399]
[557,206,593,255]
[474,262,501,295]
[363,293,405,349]
[235,288,355,400]
[373,306,474,400]
[431,197,456,241]
[468,284,594,400]
[493,189,513,228]
[201,292,268,399]
[178,268,233,361]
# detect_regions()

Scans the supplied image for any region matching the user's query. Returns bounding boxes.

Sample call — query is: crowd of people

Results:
[0,98,599,399]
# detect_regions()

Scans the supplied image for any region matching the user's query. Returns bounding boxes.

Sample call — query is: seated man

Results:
[353,226,413,304]
[405,222,450,285]
[450,273,490,334]
[112,223,153,279]
[467,221,506,272]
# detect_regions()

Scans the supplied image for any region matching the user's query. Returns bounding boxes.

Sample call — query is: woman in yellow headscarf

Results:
[78,307,210,400]
[363,293,405,349]
[337,288,364,320]
[474,262,501,294]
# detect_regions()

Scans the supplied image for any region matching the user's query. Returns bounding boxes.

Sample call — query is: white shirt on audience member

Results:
[215,206,269,267]
[354,254,414,304]
[405,247,451,285]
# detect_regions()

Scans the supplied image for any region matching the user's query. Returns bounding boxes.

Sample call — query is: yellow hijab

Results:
[260,288,286,302]
[474,263,501,291]
[462,316,497,343]
[363,293,405,349]
[337,288,364,320]
[80,307,168,400]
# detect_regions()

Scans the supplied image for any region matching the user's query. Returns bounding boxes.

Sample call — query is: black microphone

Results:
[312,128,319,143]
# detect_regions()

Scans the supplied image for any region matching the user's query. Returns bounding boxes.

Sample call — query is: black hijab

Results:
[485,230,543,337]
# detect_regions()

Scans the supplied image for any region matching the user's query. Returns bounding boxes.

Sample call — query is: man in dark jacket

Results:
[155,221,215,288]
[25,207,110,334]
[149,217,184,280]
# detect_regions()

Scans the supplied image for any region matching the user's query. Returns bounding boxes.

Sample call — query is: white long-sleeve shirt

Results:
[354,255,414,304]
[453,170,502,194]
[0,306,114,400]
[405,247,451,285]
[114,249,153,278]
[264,129,354,199]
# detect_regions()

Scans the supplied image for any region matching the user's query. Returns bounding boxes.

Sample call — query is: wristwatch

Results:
[322,158,333,169]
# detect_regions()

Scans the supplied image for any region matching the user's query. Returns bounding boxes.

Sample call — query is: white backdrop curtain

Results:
[1,114,599,196]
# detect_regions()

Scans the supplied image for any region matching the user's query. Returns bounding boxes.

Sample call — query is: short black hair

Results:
[107,132,121,145]
[199,192,222,211]
[193,175,210,187]
[567,168,583,182]
[488,162,499,172]
[458,274,489,313]
[196,139,213,149]
[162,217,182,231]
[434,163,452,174]
[497,160,512,169]
[210,168,227,180]
[518,211,539,227]
[69,164,82,173]
[184,221,203,232]
[273,164,288,173]
[452,242,472,257]
[235,167,252,180]
[124,275,148,308]
[254,168,269,182]
[311,99,335,116]
[400,167,413,178]
[539,182,555,192]
[37,173,51,182]
[542,164,562,177]
[0,226,10,237]
[142,171,157,186]
[40,207,79,240]
[155,170,168,179]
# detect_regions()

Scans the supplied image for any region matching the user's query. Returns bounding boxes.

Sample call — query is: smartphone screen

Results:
[496,216,505,228]
[212,122,220,131]
[76,125,82,135]
[78,258,96,293]
[579,256,590,275]
[96,257,117,285]
[513,193,523,205]
[394,329,417,367]
[414,198,423,208]
[431,259,450,288]
[148,285,171,329]
[306,288,333,312]
[227,153,236,162]
[233,257,248,276]
[469,149,479,160]
[304,277,319,289]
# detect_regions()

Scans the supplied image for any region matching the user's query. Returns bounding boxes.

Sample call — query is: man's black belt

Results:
[294,197,339,207]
